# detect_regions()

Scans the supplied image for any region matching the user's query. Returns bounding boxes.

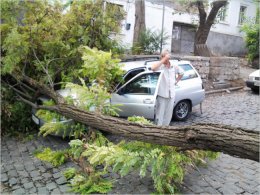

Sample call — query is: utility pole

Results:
[160,0,165,53]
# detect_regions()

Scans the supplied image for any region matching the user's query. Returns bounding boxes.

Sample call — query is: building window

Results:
[238,6,247,25]
[172,27,180,40]
[217,2,229,22]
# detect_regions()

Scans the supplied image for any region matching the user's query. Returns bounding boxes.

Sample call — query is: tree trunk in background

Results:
[133,0,146,43]
[194,0,227,56]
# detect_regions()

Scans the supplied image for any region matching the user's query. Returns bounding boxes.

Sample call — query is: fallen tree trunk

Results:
[19,75,260,162]
[37,102,259,162]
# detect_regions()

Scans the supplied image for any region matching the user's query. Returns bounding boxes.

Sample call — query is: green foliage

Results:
[83,141,185,194]
[65,82,121,116]
[132,28,170,54]
[1,0,125,78]
[69,139,85,159]
[1,84,36,135]
[34,147,67,167]
[36,100,88,138]
[2,28,29,74]
[64,136,113,194]
[127,116,153,125]
[82,139,219,194]
[36,81,121,138]
[241,8,259,66]
[78,46,125,91]
[66,171,113,194]
[39,121,88,138]
[63,168,77,180]
[1,0,126,134]
[185,150,220,165]
[76,118,219,194]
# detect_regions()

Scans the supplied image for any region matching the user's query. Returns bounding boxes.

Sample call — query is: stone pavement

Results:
[1,136,79,194]
[1,90,259,194]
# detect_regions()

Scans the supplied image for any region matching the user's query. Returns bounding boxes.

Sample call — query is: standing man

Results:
[151,50,184,126]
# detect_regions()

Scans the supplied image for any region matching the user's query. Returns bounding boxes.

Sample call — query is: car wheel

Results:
[173,100,191,121]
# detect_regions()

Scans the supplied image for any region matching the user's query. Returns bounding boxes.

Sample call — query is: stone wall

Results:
[209,57,240,81]
[238,58,249,67]
[122,55,241,82]
[180,56,240,81]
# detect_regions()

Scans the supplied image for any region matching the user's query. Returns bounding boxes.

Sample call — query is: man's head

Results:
[160,49,170,59]
[161,49,171,65]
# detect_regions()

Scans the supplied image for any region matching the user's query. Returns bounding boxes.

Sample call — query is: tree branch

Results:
[206,0,227,26]
[196,1,207,25]
[2,81,33,100]
[18,95,57,111]
[12,72,65,104]
[32,48,54,88]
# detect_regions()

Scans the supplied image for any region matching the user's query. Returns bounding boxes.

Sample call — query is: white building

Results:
[109,0,257,56]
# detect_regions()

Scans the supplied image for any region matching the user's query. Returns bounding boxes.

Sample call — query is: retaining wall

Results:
[122,55,242,82]
[182,56,240,81]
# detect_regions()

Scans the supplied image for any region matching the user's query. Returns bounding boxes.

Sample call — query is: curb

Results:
[205,86,244,95]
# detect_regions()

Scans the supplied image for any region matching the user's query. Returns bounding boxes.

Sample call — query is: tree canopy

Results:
[1,0,125,133]
[1,0,125,86]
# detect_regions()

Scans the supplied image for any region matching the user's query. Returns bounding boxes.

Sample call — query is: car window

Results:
[178,64,198,80]
[116,68,145,90]
[123,73,160,95]
[124,68,145,83]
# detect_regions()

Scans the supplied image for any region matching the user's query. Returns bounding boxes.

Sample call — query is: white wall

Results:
[209,0,257,36]
[108,0,257,50]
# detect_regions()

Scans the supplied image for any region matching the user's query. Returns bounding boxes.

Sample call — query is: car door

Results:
[115,68,146,90]
[111,72,160,119]
[175,63,204,106]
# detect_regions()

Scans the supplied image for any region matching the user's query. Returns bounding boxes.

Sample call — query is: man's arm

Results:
[151,54,170,71]
[175,73,183,85]
[175,65,184,85]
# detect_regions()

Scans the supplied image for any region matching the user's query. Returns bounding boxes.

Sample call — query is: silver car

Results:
[111,59,205,121]
[32,59,205,125]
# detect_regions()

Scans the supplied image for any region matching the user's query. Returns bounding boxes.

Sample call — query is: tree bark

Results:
[194,0,227,55]
[50,103,260,162]
[15,74,260,162]
[133,0,146,43]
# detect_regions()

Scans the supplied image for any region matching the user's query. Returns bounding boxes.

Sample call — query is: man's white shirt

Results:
[157,63,184,98]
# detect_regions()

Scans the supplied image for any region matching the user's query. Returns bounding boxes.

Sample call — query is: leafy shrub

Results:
[132,28,170,54]
[241,7,259,68]
[1,84,37,135]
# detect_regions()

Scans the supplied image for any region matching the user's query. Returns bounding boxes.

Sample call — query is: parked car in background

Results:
[32,58,205,126]
[246,69,260,93]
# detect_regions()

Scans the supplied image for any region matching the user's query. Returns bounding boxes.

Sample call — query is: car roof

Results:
[119,60,146,72]
[119,59,191,72]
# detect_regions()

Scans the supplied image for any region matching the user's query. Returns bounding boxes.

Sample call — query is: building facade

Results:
[109,0,257,56]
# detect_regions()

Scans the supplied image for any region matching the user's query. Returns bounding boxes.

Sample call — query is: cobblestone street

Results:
[1,90,259,194]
